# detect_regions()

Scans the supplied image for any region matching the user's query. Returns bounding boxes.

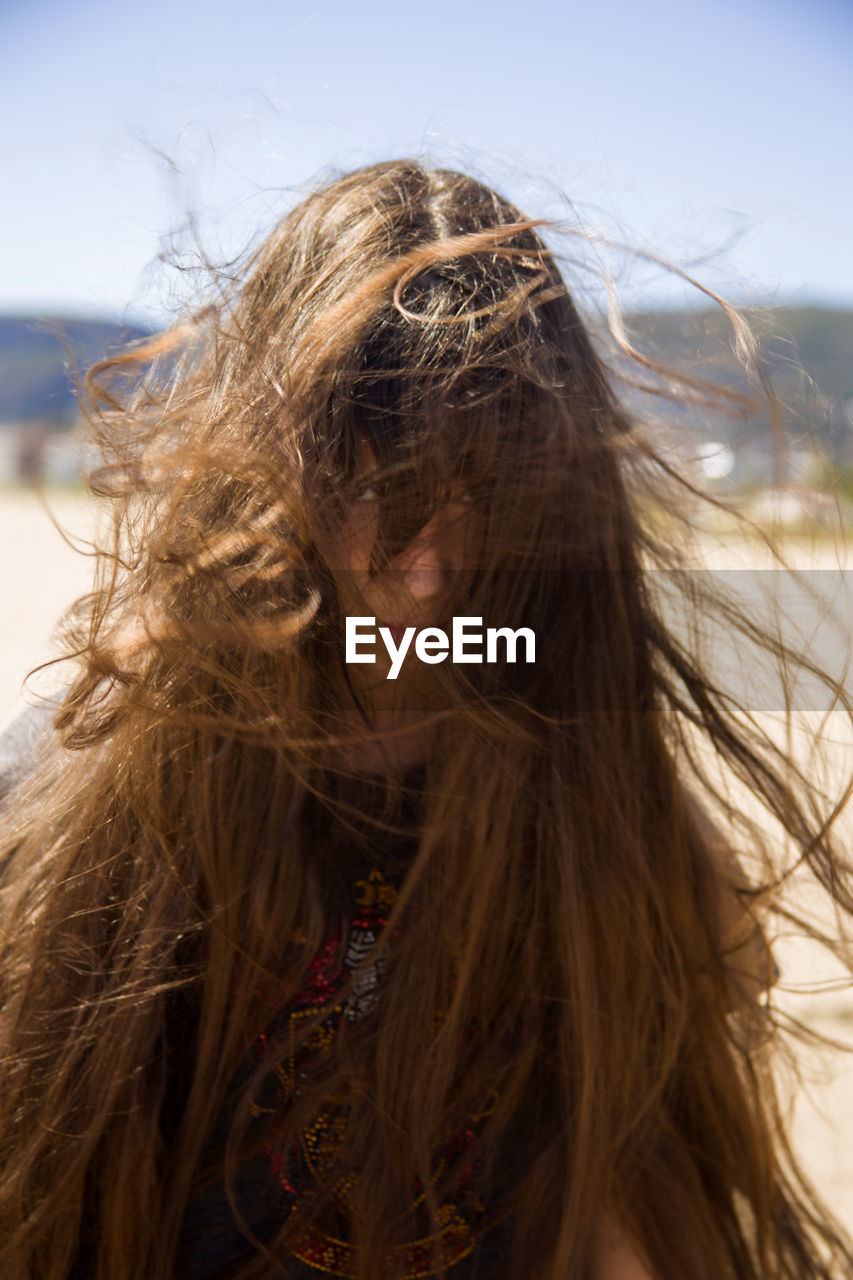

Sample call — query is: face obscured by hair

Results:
[325,442,482,649]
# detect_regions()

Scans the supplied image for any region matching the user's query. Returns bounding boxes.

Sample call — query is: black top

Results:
[0,711,513,1279]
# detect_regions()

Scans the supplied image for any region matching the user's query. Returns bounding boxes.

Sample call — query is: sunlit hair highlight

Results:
[0,159,851,1280]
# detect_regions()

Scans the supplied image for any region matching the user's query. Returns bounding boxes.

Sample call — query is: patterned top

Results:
[176,849,508,1280]
[0,712,508,1278]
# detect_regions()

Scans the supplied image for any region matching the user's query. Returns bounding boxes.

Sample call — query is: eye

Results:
[354,483,381,503]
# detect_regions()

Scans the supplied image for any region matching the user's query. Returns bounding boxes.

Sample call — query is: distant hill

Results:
[0,315,152,425]
[625,305,853,404]
[766,307,853,403]
[0,305,850,440]
[622,305,853,462]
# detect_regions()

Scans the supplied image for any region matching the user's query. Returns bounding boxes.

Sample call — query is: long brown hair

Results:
[1,160,851,1279]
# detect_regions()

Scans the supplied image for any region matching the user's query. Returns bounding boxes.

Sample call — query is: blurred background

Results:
[2,0,852,489]
[1,0,852,1232]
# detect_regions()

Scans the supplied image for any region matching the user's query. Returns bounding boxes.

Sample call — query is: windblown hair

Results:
[1,160,852,1280]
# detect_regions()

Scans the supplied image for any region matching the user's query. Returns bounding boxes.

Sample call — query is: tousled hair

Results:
[1,159,852,1279]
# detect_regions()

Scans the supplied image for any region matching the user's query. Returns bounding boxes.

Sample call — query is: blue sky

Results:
[2,0,851,322]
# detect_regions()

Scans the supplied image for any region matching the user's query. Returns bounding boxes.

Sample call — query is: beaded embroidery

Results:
[249,865,490,1277]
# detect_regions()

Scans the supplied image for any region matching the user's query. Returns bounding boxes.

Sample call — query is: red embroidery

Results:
[248,866,488,1277]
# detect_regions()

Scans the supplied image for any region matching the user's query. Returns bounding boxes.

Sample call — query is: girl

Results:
[0,159,850,1279]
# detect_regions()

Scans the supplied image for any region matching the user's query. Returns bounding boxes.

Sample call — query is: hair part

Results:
[1,159,851,1279]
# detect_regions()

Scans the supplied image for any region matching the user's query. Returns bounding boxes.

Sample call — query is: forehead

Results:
[354,437,378,474]
[345,408,500,488]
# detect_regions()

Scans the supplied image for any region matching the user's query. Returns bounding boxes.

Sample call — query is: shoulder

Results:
[683,788,776,998]
[0,702,55,803]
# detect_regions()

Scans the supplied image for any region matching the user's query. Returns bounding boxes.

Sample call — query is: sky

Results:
[1,0,851,324]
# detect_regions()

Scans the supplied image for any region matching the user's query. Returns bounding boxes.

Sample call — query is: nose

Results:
[389,513,453,602]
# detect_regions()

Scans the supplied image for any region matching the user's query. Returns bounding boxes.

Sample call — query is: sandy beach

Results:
[1,488,851,1235]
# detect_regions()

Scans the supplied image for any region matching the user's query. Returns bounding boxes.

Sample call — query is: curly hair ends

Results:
[0,159,851,1280]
